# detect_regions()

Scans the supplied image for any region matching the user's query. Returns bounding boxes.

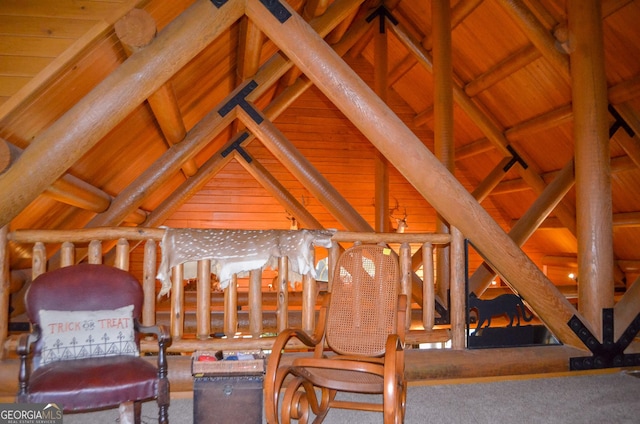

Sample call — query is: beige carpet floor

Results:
[59,370,639,424]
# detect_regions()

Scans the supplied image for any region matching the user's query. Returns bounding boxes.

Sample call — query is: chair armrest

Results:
[135,322,171,390]
[17,329,40,401]
[136,322,172,345]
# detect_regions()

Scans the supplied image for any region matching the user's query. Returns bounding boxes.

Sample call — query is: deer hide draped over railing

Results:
[156,228,335,296]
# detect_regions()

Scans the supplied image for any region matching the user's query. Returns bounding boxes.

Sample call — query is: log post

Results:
[142,239,157,327]
[249,269,263,338]
[302,247,316,333]
[328,241,340,292]
[432,0,455,306]
[422,242,435,330]
[87,240,102,264]
[32,243,46,280]
[450,226,466,349]
[277,256,289,332]
[171,264,184,340]
[60,242,75,267]
[373,14,390,233]
[197,259,212,340]
[114,238,130,271]
[568,0,614,338]
[400,243,412,331]
[224,275,238,338]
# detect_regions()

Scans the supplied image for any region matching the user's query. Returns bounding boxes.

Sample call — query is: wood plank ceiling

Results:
[1,0,639,293]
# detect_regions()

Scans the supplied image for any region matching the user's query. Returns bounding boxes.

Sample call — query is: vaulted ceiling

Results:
[1,0,639,292]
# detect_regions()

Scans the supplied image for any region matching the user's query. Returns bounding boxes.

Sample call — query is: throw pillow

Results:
[38,305,139,365]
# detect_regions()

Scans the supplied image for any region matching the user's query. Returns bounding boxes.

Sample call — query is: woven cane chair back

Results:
[326,244,400,357]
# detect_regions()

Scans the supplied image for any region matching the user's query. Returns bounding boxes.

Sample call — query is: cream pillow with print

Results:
[38,305,139,365]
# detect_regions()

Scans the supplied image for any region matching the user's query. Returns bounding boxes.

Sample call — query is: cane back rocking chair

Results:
[265,244,407,423]
[17,263,171,424]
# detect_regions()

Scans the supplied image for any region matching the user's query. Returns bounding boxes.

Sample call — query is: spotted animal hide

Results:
[156,228,335,296]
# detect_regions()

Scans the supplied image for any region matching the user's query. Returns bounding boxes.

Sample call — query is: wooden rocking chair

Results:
[265,244,407,423]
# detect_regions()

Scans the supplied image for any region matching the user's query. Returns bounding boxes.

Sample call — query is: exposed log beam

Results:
[137,0,368,228]
[432,0,455,306]
[1,139,145,224]
[143,150,234,228]
[611,104,640,169]
[505,104,573,140]
[115,8,197,177]
[569,0,614,337]
[237,17,265,81]
[246,0,587,349]
[608,73,640,105]
[373,10,389,233]
[464,45,540,97]
[614,274,640,340]
[494,155,635,195]
[0,0,245,228]
[469,159,576,295]
[496,0,570,78]
[517,211,640,229]
[236,154,323,230]
[388,0,483,86]
[613,212,640,227]
[389,19,578,236]
[471,156,514,202]
[239,103,372,232]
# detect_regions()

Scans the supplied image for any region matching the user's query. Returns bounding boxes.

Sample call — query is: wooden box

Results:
[193,375,263,423]
[192,351,265,423]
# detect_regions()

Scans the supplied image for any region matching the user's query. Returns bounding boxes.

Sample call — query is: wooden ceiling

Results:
[1,0,639,288]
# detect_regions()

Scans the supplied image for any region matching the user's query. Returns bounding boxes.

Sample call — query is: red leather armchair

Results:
[17,263,171,424]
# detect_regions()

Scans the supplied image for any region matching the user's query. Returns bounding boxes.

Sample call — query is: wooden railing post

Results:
[197,259,212,340]
[114,238,129,271]
[249,269,263,338]
[302,247,316,333]
[60,242,74,267]
[170,264,184,340]
[224,275,238,338]
[400,242,412,331]
[142,240,157,327]
[277,256,289,332]
[422,242,435,330]
[450,227,466,349]
[328,242,340,292]
[88,240,102,264]
[32,242,46,279]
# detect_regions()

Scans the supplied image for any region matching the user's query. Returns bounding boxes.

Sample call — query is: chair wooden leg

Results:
[119,401,136,424]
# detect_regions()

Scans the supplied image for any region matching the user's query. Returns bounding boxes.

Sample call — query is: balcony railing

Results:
[1,227,465,356]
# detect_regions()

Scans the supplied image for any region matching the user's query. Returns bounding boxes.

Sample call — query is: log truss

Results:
[1,0,640,356]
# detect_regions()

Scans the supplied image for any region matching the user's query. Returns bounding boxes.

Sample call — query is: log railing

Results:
[1,227,460,355]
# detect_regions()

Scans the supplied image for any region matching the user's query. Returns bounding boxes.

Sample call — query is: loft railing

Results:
[1,227,464,356]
